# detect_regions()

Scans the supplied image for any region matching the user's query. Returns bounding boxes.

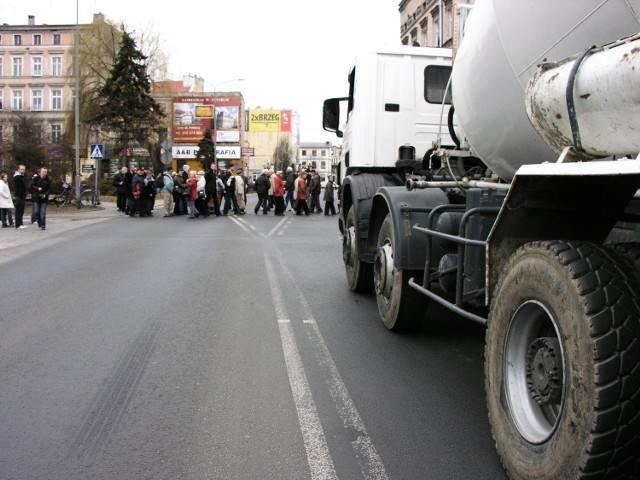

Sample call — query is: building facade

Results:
[0,14,106,172]
[298,141,333,182]
[245,108,300,177]
[399,0,474,50]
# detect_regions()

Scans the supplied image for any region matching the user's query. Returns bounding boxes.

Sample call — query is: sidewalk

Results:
[0,201,120,264]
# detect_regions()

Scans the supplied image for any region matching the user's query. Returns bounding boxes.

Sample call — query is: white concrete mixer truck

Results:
[322,1,640,478]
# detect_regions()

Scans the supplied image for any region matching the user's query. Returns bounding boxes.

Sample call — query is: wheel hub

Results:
[374,244,394,298]
[526,337,563,406]
[343,226,356,265]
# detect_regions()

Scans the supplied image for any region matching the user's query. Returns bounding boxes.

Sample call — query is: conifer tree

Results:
[195,128,216,169]
[91,29,165,162]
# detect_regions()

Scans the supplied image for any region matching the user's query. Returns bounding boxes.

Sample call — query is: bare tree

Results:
[272,135,293,172]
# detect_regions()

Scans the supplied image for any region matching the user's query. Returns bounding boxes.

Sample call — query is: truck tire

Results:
[343,207,374,293]
[374,213,427,330]
[486,240,640,479]
[611,242,640,270]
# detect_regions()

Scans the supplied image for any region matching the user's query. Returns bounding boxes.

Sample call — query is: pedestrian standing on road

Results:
[337,182,343,213]
[216,171,225,208]
[205,163,221,216]
[274,170,285,216]
[295,171,310,216]
[173,170,187,216]
[309,168,323,214]
[30,166,51,230]
[113,166,127,212]
[254,169,270,215]
[124,164,136,215]
[30,167,41,225]
[195,171,209,217]
[185,170,198,218]
[143,171,156,216]
[284,166,295,211]
[12,165,27,229]
[222,165,241,216]
[0,172,15,228]
[130,167,145,217]
[323,176,336,216]
[161,167,174,217]
[235,170,247,214]
[267,168,276,211]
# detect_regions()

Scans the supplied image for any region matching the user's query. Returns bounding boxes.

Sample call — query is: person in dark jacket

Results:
[284,166,296,211]
[30,166,51,230]
[254,169,271,214]
[123,164,135,214]
[204,163,221,216]
[130,167,145,217]
[308,168,323,213]
[13,164,28,229]
[113,166,127,212]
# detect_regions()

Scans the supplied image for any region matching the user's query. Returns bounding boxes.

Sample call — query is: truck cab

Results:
[323,46,455,178]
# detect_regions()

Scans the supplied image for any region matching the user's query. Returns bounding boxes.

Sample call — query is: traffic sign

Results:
[90,144,105,159]
[160,139,173,165]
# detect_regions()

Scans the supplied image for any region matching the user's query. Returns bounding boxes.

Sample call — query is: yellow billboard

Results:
[248,109,286,132]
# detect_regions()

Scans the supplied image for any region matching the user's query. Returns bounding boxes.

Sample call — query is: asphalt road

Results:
[0,198,508,480]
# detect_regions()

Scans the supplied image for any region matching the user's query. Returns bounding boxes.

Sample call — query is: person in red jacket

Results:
[274,170,285,216]
[295,171,310,216]
[185,171,198,218]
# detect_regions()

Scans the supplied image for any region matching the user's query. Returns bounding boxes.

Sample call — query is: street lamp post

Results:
[212,78,244,170]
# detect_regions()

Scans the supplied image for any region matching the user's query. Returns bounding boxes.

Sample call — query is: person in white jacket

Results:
[0,171,15,227]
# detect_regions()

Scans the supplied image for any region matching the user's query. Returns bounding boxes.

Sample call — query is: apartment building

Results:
[399,0,474,49]
[0,14,105,168]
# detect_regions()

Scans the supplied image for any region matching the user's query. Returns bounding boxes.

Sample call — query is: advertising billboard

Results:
[247,109,292,132]
[172,95,242,143]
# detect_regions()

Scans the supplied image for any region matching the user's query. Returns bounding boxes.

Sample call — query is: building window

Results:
[51,124,62,143]
[12,57,23,76]
[14,34,22,46]
[301,150,307,156]
[34,125,42,144]
[51,89,62,110]
[312,150,317,157]
[424,65,452,104]
[32,57,42,76]
[52,57,62,76]
[32,90,43,111]
[321,161,327,170]
[0,57,3,77]
[0,125,3,143]
[321,150,326,156]
[53,34,61,45]
[0,94,3,110]
[420,19,428,47]
[12,90,24,110]
[33,34,42,45]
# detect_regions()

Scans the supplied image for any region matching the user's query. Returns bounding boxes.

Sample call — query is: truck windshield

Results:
[424,65,452,105]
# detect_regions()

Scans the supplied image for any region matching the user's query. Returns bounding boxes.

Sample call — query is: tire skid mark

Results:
[70,321,161,458]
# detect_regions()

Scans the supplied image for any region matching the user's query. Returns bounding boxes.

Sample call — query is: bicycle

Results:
[54,183,96,207]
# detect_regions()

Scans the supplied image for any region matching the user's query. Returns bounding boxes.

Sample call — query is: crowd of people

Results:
[0,162,340,231]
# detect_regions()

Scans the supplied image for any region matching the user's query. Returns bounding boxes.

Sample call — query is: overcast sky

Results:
[1,0,401,143]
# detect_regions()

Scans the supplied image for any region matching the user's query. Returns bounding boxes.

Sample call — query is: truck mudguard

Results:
[368,186,449,270]
[343,172,404,263]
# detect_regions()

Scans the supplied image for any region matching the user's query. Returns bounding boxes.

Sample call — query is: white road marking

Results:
[274,255,389,480]
[264,254,338,480]
[267,217,288,238]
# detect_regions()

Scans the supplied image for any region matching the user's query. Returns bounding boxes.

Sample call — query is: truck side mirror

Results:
[323,97,347,138]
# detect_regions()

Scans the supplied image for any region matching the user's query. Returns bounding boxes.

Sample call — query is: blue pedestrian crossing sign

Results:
[90,144,105,159]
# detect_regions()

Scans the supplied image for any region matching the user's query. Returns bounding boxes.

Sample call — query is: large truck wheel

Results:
[343,207,374,293]
[611,242,640,270]
[374,213,427,330]
[486,240,640,479]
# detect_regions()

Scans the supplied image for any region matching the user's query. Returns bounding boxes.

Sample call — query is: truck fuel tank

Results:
[526,35,640,159]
